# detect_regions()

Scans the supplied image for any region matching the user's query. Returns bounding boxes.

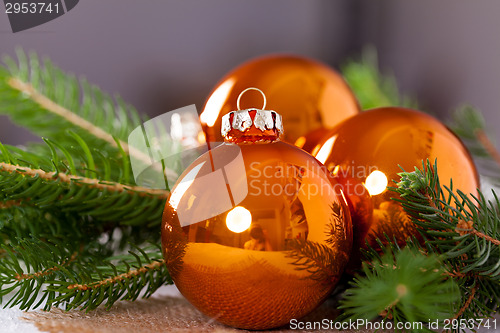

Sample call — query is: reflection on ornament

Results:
[168,163,204,210]
[197,131,206,145]
[367,200,417,248]
[226,206,252,233]
[163,89,352,330]
[200,55,360,144]
[294,127,331,154]
[312,107,479,266]
[200,79,235,127]
[315,134,337,164]
[364,170,388,196]
[170,111,206,149]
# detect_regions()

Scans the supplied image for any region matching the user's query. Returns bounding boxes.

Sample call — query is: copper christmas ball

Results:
[313,107,479,263]
[199,55,360,144]
[162,105,352,330]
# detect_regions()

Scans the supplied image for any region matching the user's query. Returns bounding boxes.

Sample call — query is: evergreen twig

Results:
[395,160,499,324]
[0,50,175,312]
[451,106,500,184]
[0,238,171,311]
[339,247,460,331]
[0,49,177,184]
[0,50,141,150]
[341,47,418,110]
[339,160,499,332]
[475,130,500,168]
[0,140,167,226]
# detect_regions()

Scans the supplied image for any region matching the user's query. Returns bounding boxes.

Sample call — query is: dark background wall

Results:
[0,0,499,144]
[356,0,500,131]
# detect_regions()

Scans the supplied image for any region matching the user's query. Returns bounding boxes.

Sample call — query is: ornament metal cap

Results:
[221,88,283,143]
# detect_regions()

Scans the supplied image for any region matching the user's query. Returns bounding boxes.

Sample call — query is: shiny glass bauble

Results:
[162,136,352,330]
[313,107,479,264]
[200,55,360,144]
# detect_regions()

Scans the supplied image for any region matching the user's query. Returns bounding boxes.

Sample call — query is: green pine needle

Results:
[0,49,142,152]
[339,160,499,332]
[0,49,174,312]
[450,106,500,185]
[0,139,167,226]
[341,47,418,110]
[0,238,171,311]
[395,160,500,322]
[339,247,459,327]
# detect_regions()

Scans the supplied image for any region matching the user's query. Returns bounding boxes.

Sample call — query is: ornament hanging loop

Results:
[237,87,267,111]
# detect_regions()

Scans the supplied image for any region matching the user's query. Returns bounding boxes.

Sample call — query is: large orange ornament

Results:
[200,55,360,144]
[313,107,479,265]
[163,90,352,330]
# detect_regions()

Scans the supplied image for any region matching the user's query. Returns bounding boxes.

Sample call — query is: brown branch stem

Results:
[470,229,500,246]
[453,285,478,320]
[67,260,165,291]
[8,78,125,151]
[444,270,468,279]
[475,129,500,168]
[7,77,178,180]
[15,251,78,281]
[0,199,24,209]
[455,219,500,246]
[0,162,169,198]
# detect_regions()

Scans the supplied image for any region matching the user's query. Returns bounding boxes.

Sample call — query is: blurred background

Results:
[1,0,499,144]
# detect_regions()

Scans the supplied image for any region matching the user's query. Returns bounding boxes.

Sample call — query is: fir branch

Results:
[340,160,499,331]
[339,247,460,327]
[0,238,83,310]
[0,238,171,311]
[474,129,500,168]
[0,50,141,147]
[15,251,79,281]
[0,50,177,185]
[395,160,500,264]
[341,47,418,110]
[450,106,500,183]
[0,162,168,199]
[66,259,165,291]
[0,50,178,313]
[394,160,500,321]
[0,141,167,226]
[0,205,91,249]
[7,77,124,151]
[46,244,170,311]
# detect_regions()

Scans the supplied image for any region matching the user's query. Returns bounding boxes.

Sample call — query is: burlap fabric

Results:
[21,295,390,333]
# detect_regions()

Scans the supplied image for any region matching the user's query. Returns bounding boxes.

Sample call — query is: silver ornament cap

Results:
[221,88,283,143]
